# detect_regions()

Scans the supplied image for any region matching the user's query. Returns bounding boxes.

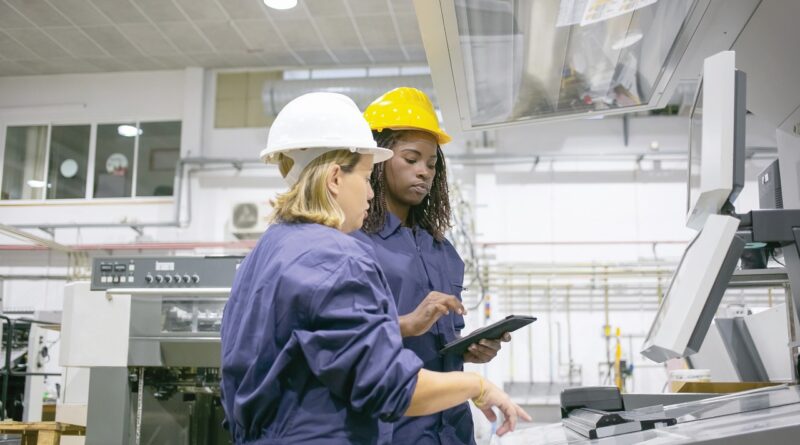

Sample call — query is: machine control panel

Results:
[91,256,244,291]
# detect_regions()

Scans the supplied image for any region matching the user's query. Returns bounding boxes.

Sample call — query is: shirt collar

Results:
[378,211,404,239]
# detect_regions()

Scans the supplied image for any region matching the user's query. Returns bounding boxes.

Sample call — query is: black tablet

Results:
[439,315,537,356]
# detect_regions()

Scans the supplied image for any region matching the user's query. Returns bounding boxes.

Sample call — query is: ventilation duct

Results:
[261,75,434,118]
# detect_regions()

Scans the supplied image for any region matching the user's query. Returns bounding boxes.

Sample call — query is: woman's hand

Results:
[399,291,465,337]
[463,333,511,363]
[473,377,532,436]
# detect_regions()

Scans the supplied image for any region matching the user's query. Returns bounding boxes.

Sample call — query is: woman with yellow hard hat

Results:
[356,87,514,444]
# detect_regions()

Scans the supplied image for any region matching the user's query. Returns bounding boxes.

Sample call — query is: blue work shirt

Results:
[354,213,475,445]
[221,222,423,445]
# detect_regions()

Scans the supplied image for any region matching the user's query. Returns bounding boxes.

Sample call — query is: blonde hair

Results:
[270,149,362,229]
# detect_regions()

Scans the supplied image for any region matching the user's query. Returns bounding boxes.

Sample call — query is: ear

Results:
[326,164,343,198]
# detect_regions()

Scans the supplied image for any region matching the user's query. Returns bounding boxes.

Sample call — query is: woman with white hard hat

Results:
[220,92,529,444]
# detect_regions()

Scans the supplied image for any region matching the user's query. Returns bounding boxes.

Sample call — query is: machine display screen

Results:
[687,82,703,216]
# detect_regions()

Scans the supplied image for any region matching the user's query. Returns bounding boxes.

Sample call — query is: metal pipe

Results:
[0,275,69,281]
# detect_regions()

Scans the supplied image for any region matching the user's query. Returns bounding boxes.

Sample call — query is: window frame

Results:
[0,119,181,206]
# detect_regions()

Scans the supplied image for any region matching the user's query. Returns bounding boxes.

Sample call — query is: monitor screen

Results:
[685,51,746,230]
[641,214,745,363]
[687,81,703,217]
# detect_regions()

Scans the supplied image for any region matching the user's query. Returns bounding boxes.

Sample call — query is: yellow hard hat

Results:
[363,87,452,145]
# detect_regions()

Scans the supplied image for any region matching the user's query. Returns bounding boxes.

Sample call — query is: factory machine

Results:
[58,256,242,445]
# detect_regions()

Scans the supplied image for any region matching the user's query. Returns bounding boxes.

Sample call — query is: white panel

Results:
[688,322,739,382]
[369,47,407,63]
[348,0,389,15]
[294,49,334,65]
[87,0,148,24]
[0,2,31,28]
[0,30,35,60]
[43,27,106,57]
[5,0,70,27]
[117,23,178,56]
[189,53,233,67]
[0,60,33,76]
[395,13,423,45]
[641,214,742,362]
[197,22,247,52]
[686,51,737,230]
[133,0,186,23]
[332,48,372,65]
[158,22,213,53]
[356,15,399,47]
[60,282,130,367]
[390,0,415,15]
[49,0,111,26]
[216,0,268,20]
[745,305,793,382]
[315,17,362,48]
[733,0,800,130]
[273,19,323,48]
[306,0,348,17]
[4,28,70,58]
[81,26,142,56]
[260,50,301,67]
[81,57,130,71]
[235,20,284,50]
[174,0,225,21]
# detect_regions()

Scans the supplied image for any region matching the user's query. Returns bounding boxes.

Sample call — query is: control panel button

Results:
[114,264,127,272]
[100,264,112,272]
[112,276,120,283]
[127,276,134,283]
[155,275,164,283]
[173,274,182,283]
[183,274,191,283]
[191,274,200,283]
[145,274,154,283]
[164,275,173,283]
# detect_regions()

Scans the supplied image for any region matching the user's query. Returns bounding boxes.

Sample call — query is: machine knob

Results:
[191,274,200,283]
[164,275,172,283]
[155,275,164,283]
[145,274,154,284]
[173,274,182,283]
[183,274,191,283]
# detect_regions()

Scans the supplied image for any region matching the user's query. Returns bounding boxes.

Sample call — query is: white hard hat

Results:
[260,92,393,185]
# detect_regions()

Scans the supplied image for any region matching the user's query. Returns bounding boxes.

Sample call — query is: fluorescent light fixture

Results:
[27,180,46,188]
[117,125,142,137]
[264,0,297,10]
[611,32,644,50]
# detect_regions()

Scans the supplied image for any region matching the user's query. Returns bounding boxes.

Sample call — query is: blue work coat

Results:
[354,212,475,445]
[221,222,423,445]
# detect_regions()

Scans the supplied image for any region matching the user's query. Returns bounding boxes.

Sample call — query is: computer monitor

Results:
[686,51,746,231]
[641,214,745,363]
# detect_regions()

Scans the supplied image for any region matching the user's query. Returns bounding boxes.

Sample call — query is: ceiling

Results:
[0,0,425,76]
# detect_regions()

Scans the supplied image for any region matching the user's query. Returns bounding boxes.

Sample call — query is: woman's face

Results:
[332,154,375,233]
[384,130,438,207]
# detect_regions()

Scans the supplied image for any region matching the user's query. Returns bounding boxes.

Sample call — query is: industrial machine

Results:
[486,36,800,445]
[58,256,242,445]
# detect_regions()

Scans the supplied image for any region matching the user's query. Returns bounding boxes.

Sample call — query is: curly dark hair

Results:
[362,129,451,241]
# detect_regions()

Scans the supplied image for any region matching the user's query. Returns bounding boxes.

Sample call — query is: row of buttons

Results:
[101,276,134,284]
[100,264,134,272]
[145,274,200,284]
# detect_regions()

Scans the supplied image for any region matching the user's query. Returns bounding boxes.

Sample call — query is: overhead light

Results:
[117,125,142,137]
[27,180,46,188]
[650,140,660,151]
[611,32,643,50]
[264,0,297,10]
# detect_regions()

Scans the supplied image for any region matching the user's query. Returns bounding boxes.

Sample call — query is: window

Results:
[47,125,91,199]
[1,126,48,200]
[94,123,135,198]
[1,120,181,201]
[136,121,181,197]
